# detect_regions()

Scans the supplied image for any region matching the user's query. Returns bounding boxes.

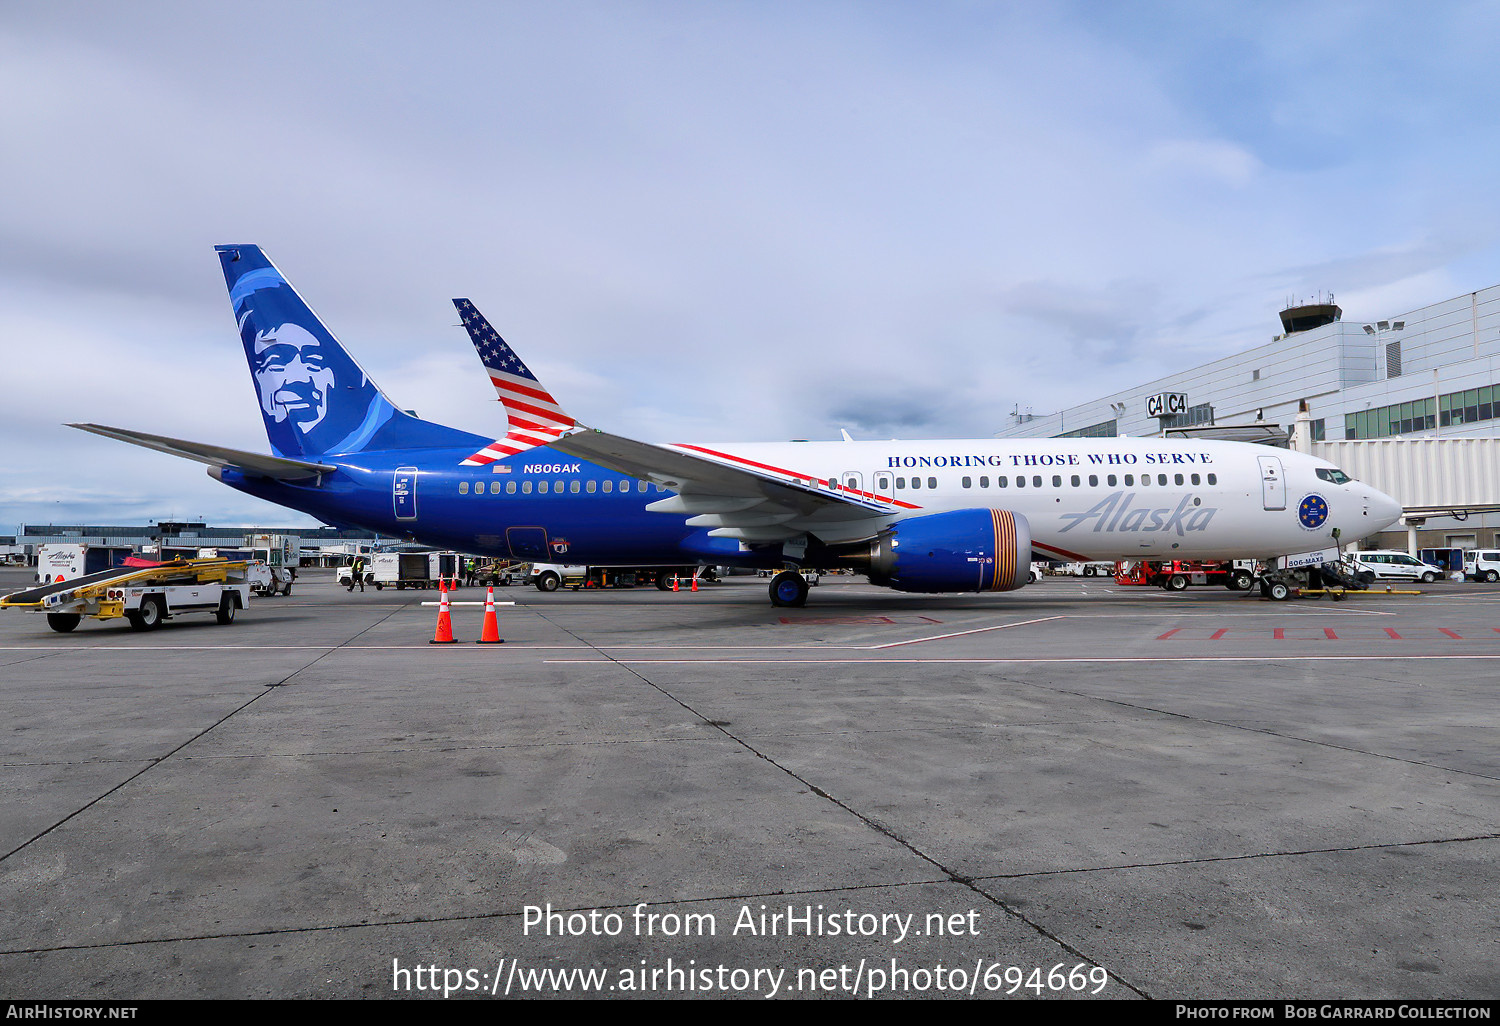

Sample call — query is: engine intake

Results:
[861,508,1033,593]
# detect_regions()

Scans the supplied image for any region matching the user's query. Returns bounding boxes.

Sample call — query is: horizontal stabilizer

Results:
[68,423,337,480]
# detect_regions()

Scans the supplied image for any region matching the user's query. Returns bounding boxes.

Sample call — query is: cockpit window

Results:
[1316,467,1352,485]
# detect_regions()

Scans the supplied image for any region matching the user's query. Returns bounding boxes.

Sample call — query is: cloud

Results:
[3,3,1500,528]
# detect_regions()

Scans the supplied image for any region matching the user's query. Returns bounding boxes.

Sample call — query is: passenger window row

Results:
[880,472,1217,491]
[457,479,665,495]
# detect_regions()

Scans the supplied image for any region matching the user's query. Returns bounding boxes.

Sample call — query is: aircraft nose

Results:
[1364,486,1403,530]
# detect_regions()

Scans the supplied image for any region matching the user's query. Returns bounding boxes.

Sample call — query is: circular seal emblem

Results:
[1298,493,1329,530]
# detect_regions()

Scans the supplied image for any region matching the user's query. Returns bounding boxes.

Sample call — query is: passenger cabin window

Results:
[602,481,612,493]
[1157,474,1167,486]
[586,480,596,493]
[928,477,937,489]
[1071,475,1080,487]
[538,481,549,494]
[1052,475,1062,487]
[962,476,972,488]
[1032,475,1042,488]
[875,473,892,493]
[911,477,921,490]
[522,481,532,494]
[1107,474,1117,486]
[1174,474,1184,486]
[1206,473,1217,485]
[506,481,517,494]
[491,481,502,494]
[459,481,469,494]
[979,476,989,487]
[1088,475,1098,486]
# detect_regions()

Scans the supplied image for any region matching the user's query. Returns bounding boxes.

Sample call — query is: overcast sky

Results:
[5,1,1500,531]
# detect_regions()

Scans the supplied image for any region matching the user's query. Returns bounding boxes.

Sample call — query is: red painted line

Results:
[1385,628,1403,639]
[1439,628,1463,639]
[1157,628,1182,640]
[1324,628,1339,640]
[1031,540,1092,562]
[1273,628,1285,640]
[673,443,922,510]
[1209,629,1229,640]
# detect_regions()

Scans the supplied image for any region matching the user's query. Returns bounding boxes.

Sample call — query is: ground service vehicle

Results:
[1115,559,1257,591]
[2,558,253,632]
[33,544,135,585]
[532,563,710,591]
[1464,550,1500,582]
[1346,550,1444,583]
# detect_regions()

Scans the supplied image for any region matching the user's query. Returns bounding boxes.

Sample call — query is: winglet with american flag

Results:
[453,299,578,465]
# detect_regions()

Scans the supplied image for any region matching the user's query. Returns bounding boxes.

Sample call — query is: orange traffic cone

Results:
[672,576,679,592]
[429,579,458,644]
[476,586,504,644]
[691,576,698,592]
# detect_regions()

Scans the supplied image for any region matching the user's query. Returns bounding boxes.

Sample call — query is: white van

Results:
[1347,550,1444,583]
[1463,550,1500,582]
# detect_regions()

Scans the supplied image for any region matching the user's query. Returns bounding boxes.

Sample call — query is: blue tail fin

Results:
[216,245,485,459]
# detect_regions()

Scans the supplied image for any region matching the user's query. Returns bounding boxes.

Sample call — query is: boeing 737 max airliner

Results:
[70,246,1405,607]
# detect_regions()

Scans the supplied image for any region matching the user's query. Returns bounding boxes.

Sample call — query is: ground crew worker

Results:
[349,555,366,592]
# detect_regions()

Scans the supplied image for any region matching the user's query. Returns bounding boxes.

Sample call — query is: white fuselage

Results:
[674,437,1404,560]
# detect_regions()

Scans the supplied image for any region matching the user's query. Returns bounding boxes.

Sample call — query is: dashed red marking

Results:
[1156,626,1493,641]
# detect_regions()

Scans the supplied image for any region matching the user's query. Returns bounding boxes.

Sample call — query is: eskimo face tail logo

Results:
[221,250,395,459]
[1298,494,1329,530]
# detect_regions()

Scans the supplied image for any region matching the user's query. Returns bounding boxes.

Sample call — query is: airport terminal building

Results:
[995,281,1500,551]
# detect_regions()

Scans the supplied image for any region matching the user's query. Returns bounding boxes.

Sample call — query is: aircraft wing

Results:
[68,423,338,481]
[551,428,912,543]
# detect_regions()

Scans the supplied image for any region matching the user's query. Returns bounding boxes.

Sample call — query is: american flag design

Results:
[453,299,576,465]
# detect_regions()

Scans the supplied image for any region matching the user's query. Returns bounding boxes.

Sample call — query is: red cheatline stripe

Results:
[673,443,920,509]
[1031,540,1090,561]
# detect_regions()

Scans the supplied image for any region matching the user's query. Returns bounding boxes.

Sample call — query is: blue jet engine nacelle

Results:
[864,508,1033,593]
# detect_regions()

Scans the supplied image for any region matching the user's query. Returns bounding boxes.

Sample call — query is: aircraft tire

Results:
[769,571,809,608]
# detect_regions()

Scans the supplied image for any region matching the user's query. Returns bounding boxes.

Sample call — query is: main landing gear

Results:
[768,570,809,608]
